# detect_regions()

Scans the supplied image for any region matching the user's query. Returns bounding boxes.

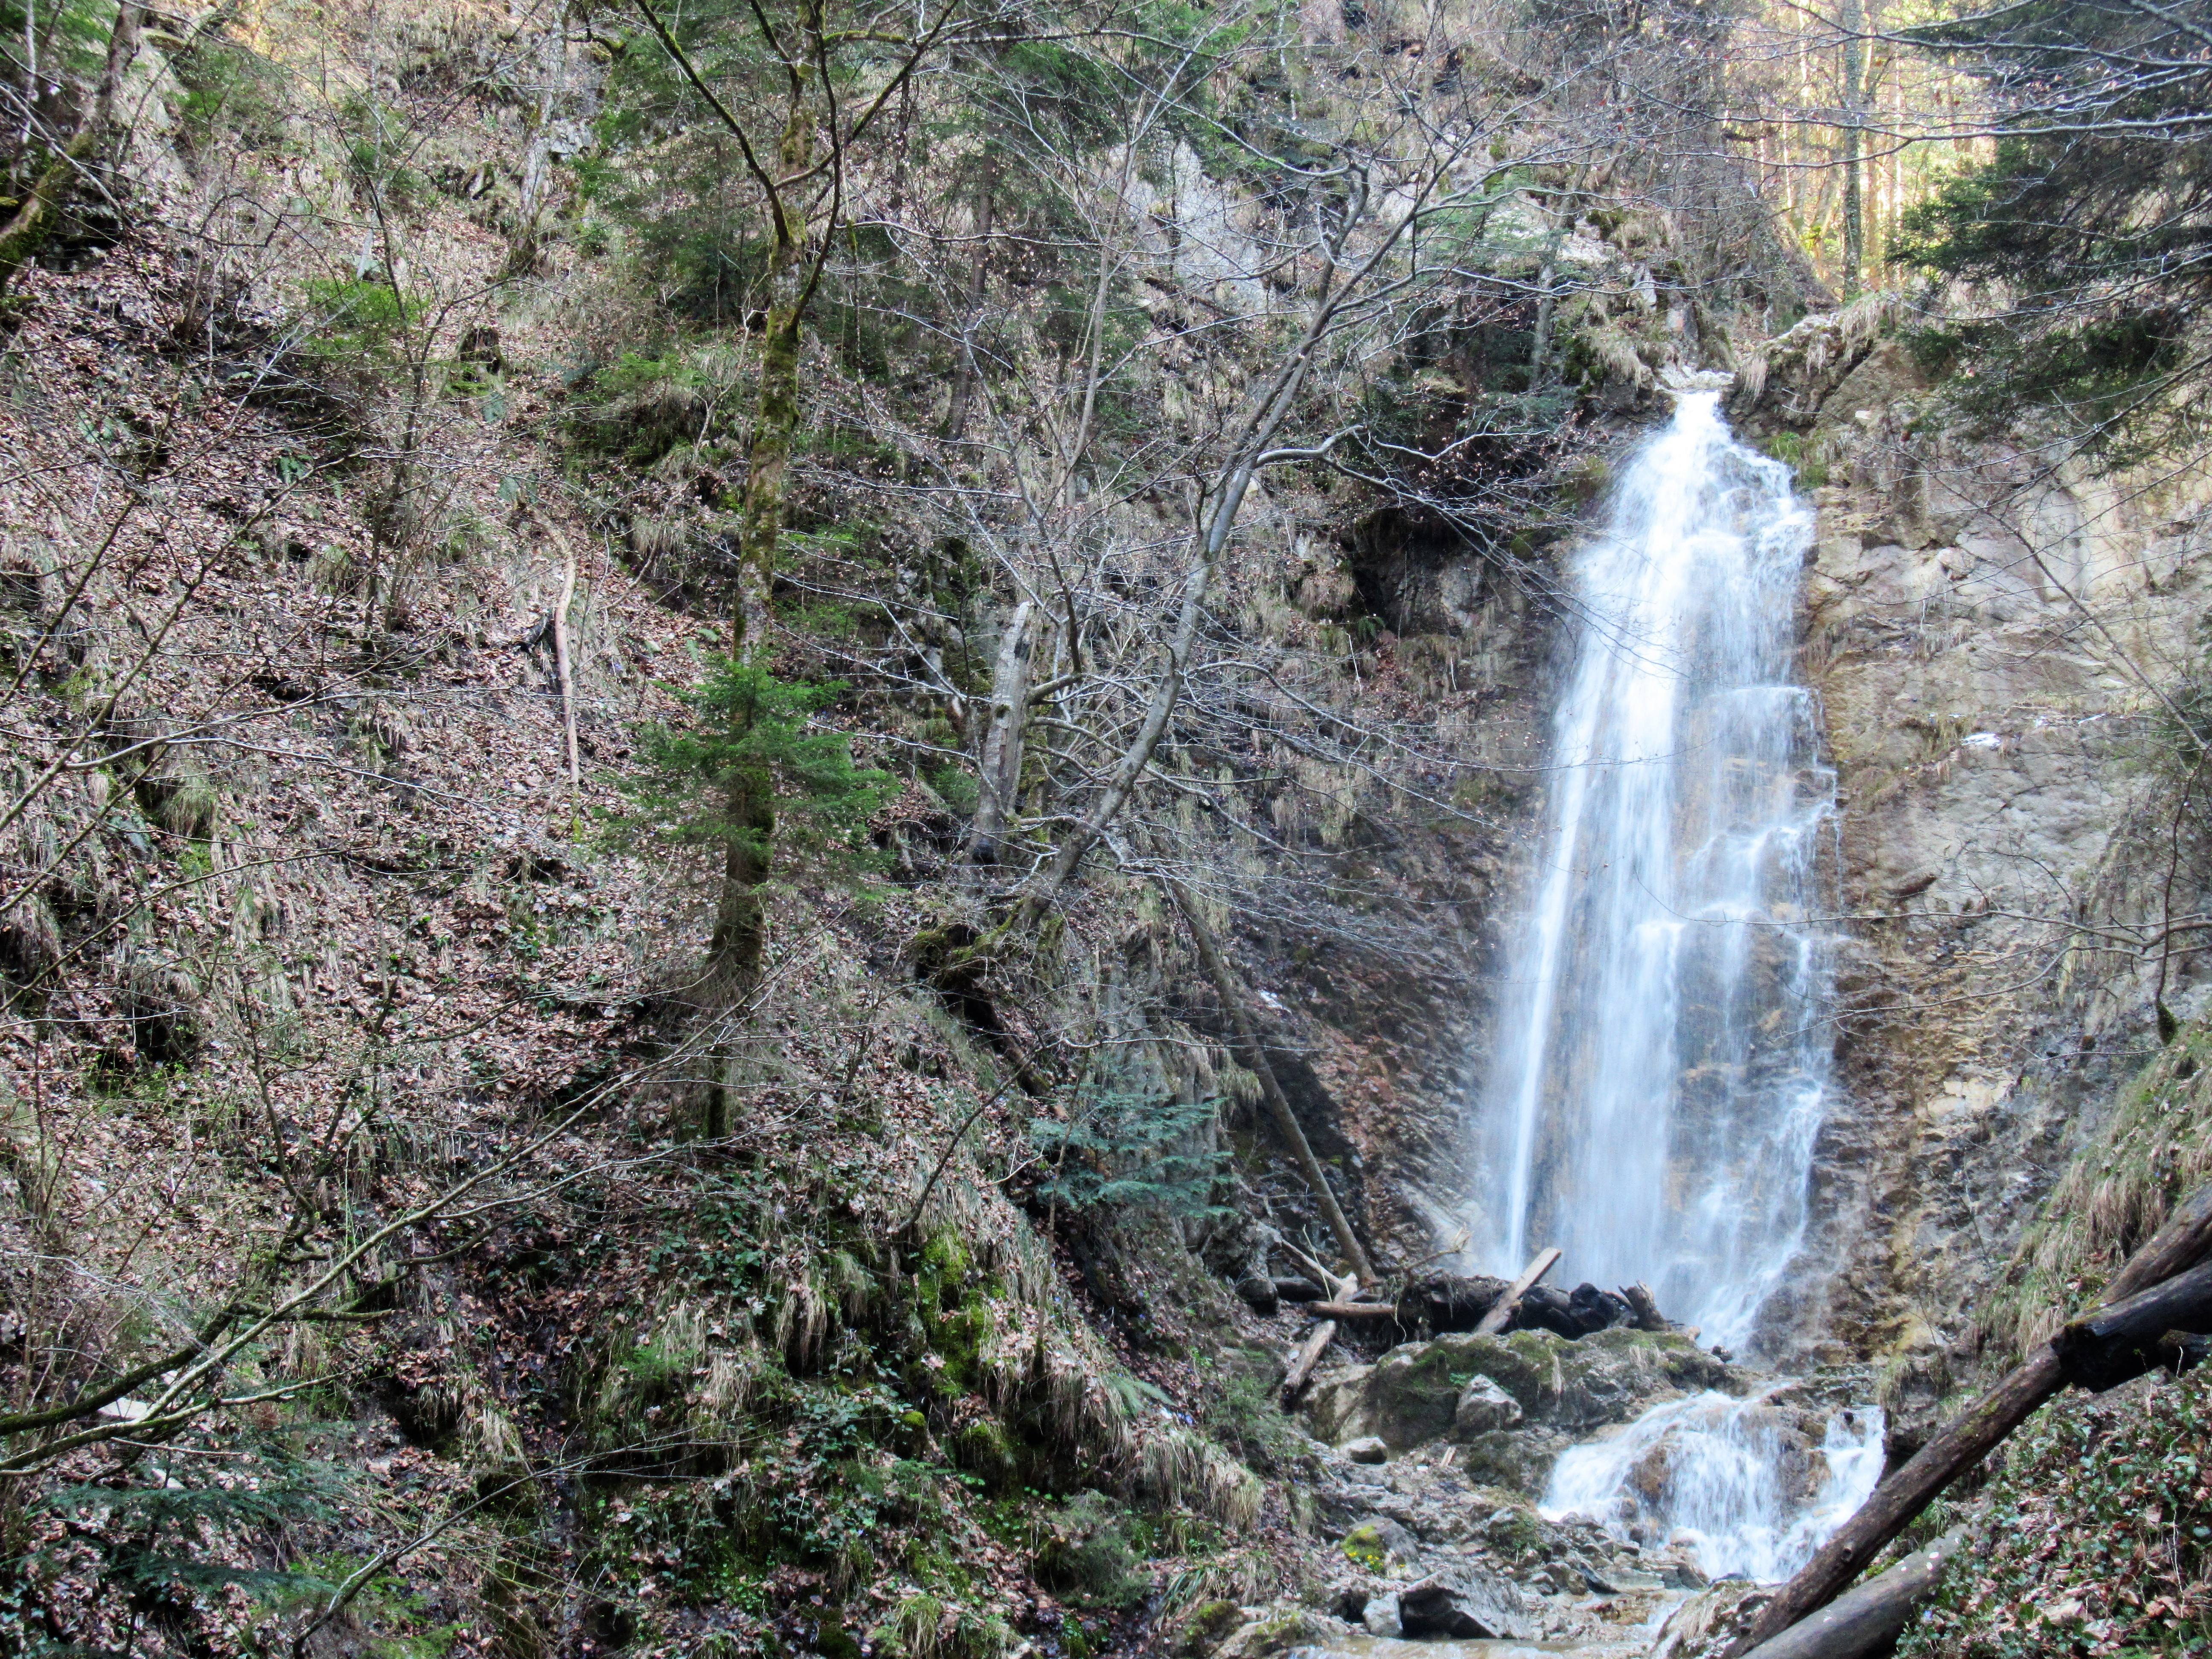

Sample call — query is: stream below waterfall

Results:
[1461,390,1871,1589]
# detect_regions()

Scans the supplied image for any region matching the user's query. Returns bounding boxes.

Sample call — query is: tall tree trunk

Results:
[969,598,1035,870]
[1839,0,1864,298]
[944,170,994,441]
[704,77,813,1136]
[0,3,138,299]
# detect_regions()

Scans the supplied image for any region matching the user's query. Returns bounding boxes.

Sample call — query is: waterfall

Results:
[1464,391,1868,1583]
[1469,390,1832,1353]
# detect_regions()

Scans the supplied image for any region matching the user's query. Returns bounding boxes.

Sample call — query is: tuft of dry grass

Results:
[1983,1018,2212,1356]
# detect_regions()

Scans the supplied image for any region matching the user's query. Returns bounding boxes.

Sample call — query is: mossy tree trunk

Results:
[1839,0,1865,299]
[968,598,1035,871]
[0,4,139,300]
[707,67,815,1050]
[634,0,951,1133]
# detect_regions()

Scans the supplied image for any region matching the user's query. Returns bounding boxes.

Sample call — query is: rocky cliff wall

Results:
[1740,333,2212,1377]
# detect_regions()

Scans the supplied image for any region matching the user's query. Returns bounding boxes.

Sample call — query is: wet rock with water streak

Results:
[1452,1374,1524,1436]
[1301,1363,1377,1445]
[1647,1580,1775,1659]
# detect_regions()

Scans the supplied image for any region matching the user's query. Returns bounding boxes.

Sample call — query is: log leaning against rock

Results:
[1735,1180,2212,1654]
[1734,1529,1965,1659]
[1474,1246,1563,1336]
[1281,1320,1338,1405]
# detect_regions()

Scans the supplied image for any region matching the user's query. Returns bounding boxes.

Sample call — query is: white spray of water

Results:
[1467,390,1833,1353]
[1542,1391,1886,1583]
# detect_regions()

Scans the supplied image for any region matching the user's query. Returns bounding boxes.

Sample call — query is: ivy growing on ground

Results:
[1899,1365,2212,1658]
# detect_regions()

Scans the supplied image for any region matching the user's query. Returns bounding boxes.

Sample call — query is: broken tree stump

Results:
[2053,1257,2212,1391]
[1618,1281,1673,1333]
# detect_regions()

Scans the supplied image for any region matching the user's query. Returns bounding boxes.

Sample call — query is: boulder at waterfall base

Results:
[1397,1563,1538,1640]
[1305,1327,1746,1455]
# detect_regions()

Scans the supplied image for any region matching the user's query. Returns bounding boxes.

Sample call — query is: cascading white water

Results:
[1469,390,1833,1352]
[1542,1392,1886,1582]
[1466,390,1868,1580]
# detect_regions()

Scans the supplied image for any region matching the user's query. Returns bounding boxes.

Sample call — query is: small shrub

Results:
[620,659,894,880]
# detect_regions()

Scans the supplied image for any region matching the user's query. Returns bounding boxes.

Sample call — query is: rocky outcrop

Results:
[1766,338,2212,1365]
[1302,1328,1750,1493]
[1289,1437,1706,1654]
[1395,1563,1539,1639]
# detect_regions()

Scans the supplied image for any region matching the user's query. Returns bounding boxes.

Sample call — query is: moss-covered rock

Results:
[951,1419,1020,1492]
[1210,1604,1353,1659]
[1336,1328,1745,1451]
[1173,1600,1243,1657]
[1339,1516,1420,1574]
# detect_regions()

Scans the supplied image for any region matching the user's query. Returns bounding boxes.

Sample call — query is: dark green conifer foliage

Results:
[1028,1085,1228,1220]
[624,660,894,884]
[1896,0,2212,460]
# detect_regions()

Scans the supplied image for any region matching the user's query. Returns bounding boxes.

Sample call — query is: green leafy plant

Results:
[1033,1491,1145,1606]
[22,1456,346,1645]
[297,277,425,370]
[1899,1366,2212,1656]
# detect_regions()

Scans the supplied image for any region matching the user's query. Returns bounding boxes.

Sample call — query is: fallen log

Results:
[1736,1179,2212,1653]
[1158,873,1378,1287]
[1306,1300,1406,1319]
[1282,1320,1337,1405]
[1474,1246,1563,1336]
[2053,1257,2212,1392]
[1735,1529,1965,1659]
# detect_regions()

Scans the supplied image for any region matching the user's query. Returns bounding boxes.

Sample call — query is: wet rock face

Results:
[1777,367,2212,1361]
[1612,1403,1828,1519]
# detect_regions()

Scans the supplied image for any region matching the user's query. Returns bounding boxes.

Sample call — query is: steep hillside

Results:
[0,0,1781,1651]
[5,0,2208,1652]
